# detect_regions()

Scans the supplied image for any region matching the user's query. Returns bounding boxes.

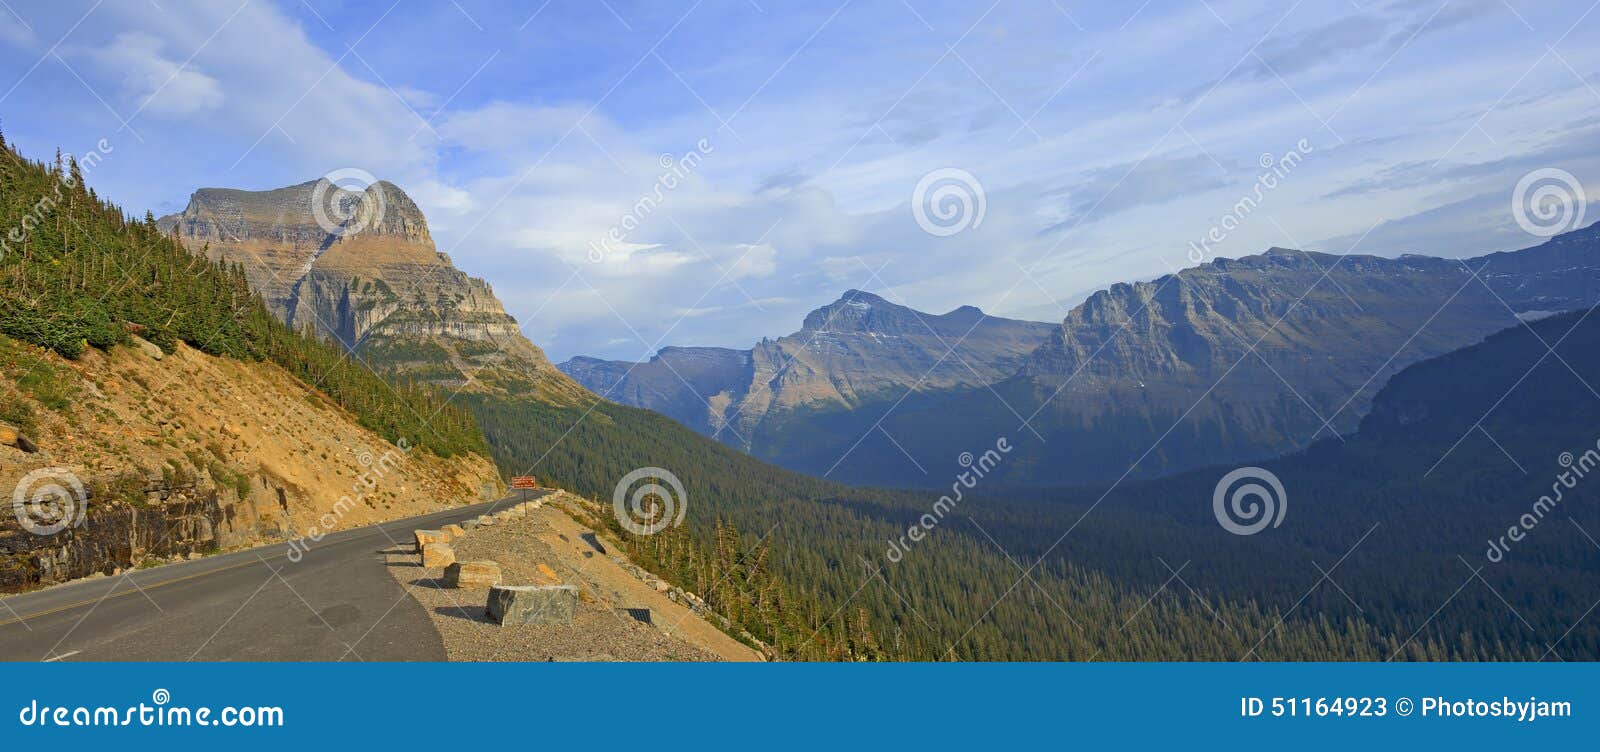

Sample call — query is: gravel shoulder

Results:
[386,492,762,662]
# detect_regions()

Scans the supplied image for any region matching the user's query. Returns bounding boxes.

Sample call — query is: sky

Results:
[0,0,1597,362]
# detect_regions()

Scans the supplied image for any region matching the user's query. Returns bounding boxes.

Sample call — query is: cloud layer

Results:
[1,0,1596,360]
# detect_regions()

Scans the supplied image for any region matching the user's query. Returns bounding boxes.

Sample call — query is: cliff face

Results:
[1019,250,1506,427]
[1022,231,1600,432]
[160,179,582,401]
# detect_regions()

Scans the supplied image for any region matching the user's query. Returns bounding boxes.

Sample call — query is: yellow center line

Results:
[0,555,269,628]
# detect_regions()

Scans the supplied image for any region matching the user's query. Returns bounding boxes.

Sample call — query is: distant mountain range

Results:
[558,290,1055,457]
[563,223,1600,487]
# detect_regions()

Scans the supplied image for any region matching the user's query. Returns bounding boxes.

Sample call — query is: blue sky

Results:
[1,0,1597,361]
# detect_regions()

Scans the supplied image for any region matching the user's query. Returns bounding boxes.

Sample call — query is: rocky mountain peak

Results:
[170,177,431,252]
[160,176,584,402]
[802,289,907,332]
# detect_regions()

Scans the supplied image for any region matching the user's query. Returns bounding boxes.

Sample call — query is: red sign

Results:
[510,476,538,489]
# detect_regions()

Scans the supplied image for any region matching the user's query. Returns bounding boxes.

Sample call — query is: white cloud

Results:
[86,31,224,117]
[0,9,35,49]
[9,0,1599,364]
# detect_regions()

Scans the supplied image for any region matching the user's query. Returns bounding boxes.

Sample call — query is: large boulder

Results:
[486,585,578,626]
[129,334,164,361]
[444,560,501,589]
[414,529,446,553]
[421,542,455,569]
[441,523,466,538]
[0,423,37,452]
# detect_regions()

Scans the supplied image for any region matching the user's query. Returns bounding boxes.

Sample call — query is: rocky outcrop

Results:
[0,423,36,453]
[0,482,223,592]
[160,179,583,401]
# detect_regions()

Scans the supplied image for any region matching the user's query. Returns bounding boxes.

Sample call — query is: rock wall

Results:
[0,483,231,592]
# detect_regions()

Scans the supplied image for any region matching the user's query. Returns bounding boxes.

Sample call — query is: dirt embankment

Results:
[388,492,763,662]
[0,335,502,590]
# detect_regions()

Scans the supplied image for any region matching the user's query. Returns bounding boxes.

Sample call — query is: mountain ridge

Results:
[564,223,1600,487]
[861,225,1600,487]
[558,290,1058,449]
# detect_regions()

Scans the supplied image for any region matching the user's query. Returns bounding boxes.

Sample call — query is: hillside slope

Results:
[950,305,1600,659]
[0,335,500,591]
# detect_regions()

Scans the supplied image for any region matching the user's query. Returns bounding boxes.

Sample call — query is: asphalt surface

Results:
[0,494,546,662]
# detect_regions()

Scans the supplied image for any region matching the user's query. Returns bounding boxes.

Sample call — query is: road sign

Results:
[511,476,537,489]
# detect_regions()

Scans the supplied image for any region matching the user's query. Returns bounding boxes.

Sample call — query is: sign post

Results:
[510,475,538,502]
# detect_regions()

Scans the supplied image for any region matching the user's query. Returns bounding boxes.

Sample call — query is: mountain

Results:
[561,230,1600,487]
[829,227,1600,487]
[159,180,582,401]
[558,289,1056,458]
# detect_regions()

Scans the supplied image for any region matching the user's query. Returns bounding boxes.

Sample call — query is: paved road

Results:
[0,495,544,662]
